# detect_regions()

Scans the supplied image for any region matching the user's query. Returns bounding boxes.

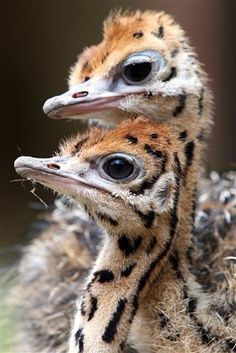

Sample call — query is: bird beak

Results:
[43,78,145,120]
[14,155,93,196]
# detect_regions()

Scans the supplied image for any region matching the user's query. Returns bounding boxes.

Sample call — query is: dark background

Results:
[0,0,235,267]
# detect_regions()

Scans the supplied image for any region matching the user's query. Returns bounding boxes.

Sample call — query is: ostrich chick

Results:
[43,10,213,165]
[15,117,236,353]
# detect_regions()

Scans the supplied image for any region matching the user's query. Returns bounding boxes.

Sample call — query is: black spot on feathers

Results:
[121,263,136,277]
[93,270,115,283]
[88,296,98,321]
[75,328,84,352]
[118,235,142,257]
[173,93,186,117]
[162,67,177,82]
[124,134,138,144]
[133,32,144,39]
[151,25,164,39]
[102,298,127,342]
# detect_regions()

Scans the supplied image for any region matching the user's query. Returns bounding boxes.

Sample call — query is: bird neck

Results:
[69,154,197,353]
[164,84,212,132]
[125,152,234,353]
[69,217,173,353]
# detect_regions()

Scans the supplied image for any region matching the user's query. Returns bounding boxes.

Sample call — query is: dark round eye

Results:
[102,158,134,180]
[123,62,152,83]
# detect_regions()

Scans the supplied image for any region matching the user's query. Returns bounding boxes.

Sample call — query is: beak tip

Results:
[14,156,26,169]
[42,97,64,119]
[14,156,33,178]
[42,98,52,115]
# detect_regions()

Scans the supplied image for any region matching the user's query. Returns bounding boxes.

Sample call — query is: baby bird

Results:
[15,117,236,353]
[43,9,213,165]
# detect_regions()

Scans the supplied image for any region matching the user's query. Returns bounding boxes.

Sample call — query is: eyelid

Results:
[123,55,153,67]
[122,50,164,67]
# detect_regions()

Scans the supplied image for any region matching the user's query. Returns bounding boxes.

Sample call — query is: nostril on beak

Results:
[72,91,88,99]
[47,163,60,170]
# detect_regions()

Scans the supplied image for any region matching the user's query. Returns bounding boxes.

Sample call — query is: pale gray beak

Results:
[42,77,145,120]
[14,155,110,197]
[14,155,91,196]
[14,155,71,183]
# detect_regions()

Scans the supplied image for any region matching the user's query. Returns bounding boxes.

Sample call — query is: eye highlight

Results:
[123,62,152,83]
[98,153,141,183]
[103,158,134,180]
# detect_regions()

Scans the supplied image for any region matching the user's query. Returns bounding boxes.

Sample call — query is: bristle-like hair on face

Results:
[68,44,101,86]
[104,7,135,26]
[104,8,167,26]
[103,9,181,41]
[58,127,106,156]
[58,134,81,156]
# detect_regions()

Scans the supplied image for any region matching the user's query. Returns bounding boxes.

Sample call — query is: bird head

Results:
[43,10,206,126]
[15,117,182,234]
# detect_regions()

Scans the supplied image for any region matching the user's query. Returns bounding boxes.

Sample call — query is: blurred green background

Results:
[0,0,235,268]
